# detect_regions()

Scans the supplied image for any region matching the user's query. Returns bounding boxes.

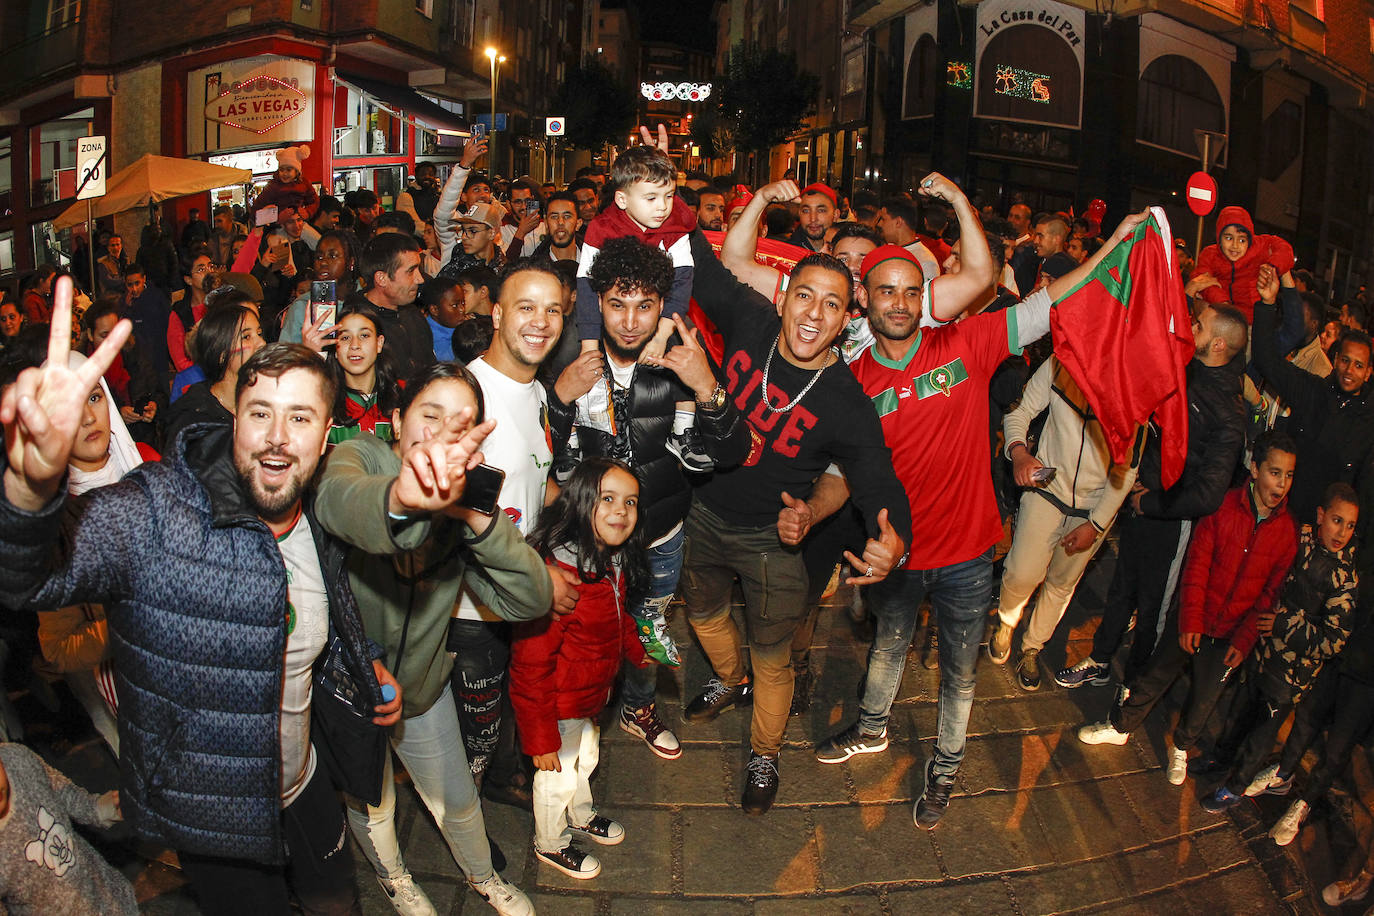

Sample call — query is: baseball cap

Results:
[859,244,922,281]
[800,182,837,208]
[459,201,506,231]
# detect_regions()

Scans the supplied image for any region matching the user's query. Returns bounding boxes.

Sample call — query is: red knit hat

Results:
[859,244,921,281]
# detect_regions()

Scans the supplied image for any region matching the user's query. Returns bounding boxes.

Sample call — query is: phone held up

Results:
[311,280,337,334]
[457,463,505,516]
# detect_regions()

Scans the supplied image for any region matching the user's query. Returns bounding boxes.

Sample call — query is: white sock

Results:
[673,410,695,436]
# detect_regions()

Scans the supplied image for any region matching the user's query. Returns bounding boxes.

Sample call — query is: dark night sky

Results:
[627,0,718,53]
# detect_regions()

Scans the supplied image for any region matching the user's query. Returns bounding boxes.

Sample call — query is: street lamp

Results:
[485,46,506,173]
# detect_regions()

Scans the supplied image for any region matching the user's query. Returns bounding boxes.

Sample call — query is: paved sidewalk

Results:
[18,543,1350,914]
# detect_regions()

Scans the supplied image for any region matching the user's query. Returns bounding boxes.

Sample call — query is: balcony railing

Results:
[0,21,84,102]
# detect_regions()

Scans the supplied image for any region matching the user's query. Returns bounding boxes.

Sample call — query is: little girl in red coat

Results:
[510,457,650,882]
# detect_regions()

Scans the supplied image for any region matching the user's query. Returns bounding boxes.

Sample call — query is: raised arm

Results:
[920,173,995,321]
[433,137,487,261]
[721,182,791,300]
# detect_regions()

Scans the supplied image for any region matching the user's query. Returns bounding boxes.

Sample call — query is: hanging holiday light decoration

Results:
[640,82,713,102]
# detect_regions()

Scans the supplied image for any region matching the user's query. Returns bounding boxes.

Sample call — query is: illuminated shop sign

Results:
[206,76,307,133]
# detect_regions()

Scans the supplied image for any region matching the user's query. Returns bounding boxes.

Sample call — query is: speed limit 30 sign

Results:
[77,136,107,201]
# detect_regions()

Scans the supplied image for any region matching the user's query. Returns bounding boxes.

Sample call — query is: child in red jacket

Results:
[510,457,650,882]
[1189,205,1295,324]
[1079,431,1298,784]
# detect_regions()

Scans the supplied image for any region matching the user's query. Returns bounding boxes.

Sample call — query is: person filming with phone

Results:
[986,354,1141,691]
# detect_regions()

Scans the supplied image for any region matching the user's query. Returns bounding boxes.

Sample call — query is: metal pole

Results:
[1195,134,1210,263]
[86,199,96,296]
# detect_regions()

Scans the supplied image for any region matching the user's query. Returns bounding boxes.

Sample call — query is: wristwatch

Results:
[696,384,727,411]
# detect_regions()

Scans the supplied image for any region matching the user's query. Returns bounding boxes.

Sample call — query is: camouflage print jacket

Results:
[1258,524,1359,702]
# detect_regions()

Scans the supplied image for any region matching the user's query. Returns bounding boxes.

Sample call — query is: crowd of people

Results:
[2,123,1374,915]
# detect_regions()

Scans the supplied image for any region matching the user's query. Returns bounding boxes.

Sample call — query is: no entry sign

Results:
[1185,171,1218,217]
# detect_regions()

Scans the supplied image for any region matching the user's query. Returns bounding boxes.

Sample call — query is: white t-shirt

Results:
[276,513,330,806]
[456,357,552,620]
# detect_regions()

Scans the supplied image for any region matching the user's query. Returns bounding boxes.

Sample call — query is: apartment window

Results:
[47,0,80,30]
[1137,55,1225,156]
[332,88,407,158]
[904,34,938,119]
[0,232,13,277]
[1260,100,1302,181]
[415,0,433,17]
[28,108,94,207]
[0,136,11,219]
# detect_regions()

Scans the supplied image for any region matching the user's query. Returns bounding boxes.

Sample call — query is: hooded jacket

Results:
[509,554,647,756]
[1192,206,1296,322]
[0,424,385,864]
[1178,484,1297,658]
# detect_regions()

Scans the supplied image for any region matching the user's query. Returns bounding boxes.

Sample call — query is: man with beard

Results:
[449,258,574,812]
[787,184,837,253]
[0,284,429,913]
[345,233,434,379]
[532,191,581,263]
[679,223,912,816]
[697,189,725,232]
[818,195,1153,831]
[567,178,601,227]
[548,237,750,761]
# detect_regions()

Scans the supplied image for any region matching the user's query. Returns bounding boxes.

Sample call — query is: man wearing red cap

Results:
[788,184,837,253]
[815,180,1150,831]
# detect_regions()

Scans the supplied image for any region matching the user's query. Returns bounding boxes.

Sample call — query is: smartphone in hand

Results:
[1030,466,1057,486]
[310,280,338,334]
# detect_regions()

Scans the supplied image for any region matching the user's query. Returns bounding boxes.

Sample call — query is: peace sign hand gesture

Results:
[2,276,131,511]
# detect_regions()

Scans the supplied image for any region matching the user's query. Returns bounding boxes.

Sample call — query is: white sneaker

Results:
[1270,799,1309,847]
[470,873,535,916]
[1078,721,1131,746]
[378,873,437,916]
[1167,747,1188,785]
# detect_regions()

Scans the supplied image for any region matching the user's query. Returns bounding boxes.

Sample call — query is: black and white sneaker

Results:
[569,814,625,846]
[914,759,955,830]
[535,843,602,880]
[666,429,715,472]
[741,751,780,815]
[684,677,751,723]
[815,723,889,764]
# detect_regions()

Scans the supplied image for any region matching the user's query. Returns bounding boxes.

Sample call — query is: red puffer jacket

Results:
[1178,484,1297,658]
[510,557,648,756]
[1191,205,1295,323]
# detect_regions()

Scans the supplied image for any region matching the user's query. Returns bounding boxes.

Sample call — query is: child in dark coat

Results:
[510,457,650,882]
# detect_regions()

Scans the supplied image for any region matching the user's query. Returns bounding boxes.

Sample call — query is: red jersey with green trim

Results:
[328,390,394,447]
[849,309,1018,569]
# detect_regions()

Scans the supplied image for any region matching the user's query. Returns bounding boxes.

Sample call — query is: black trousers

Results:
[179,762,360,916]
[1091,514,1191,683]
[1276,664,1374,805]
[448,618,524,786]
[1216,661,1295,795]
[1111,625,1236,752]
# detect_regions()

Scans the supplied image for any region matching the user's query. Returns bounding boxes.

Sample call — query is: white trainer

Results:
[469,872,535,916]
[378,873,438,916]
[1078,721,1131,746]
[1166,747,1188,785]
[1270,799,1309,847]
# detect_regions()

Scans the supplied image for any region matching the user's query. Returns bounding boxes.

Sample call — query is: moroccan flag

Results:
[688,231,811,364]
[1050,207,1194,487]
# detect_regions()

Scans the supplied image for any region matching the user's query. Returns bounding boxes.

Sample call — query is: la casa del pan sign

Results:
[205,75,308,134]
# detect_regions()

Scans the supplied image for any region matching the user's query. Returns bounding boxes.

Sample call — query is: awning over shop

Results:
[334,71,470,137]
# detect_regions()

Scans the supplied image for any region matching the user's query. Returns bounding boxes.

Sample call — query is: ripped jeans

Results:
[622,524,685,709]
[857,548,995,778]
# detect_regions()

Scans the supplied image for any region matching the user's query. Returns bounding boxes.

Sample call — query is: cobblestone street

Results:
[26,543,1364,914]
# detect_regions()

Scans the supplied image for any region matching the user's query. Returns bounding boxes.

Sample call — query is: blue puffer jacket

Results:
[0,423,385,864]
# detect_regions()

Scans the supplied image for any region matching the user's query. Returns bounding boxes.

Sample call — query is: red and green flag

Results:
[1050,208,1194,487]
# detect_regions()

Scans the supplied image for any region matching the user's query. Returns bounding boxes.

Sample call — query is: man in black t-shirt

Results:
[677,229,912,815]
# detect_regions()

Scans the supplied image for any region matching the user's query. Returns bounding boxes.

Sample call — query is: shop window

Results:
[903,34,938,119]
[976,25,1081,128]
[333,87,407,158]
[1137,55,1225,157]
[1260,100,1302,181]
[28,107,94,208]
[47,0,80,30]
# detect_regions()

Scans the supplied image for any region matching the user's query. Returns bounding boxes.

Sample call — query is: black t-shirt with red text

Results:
[688,231,912,543]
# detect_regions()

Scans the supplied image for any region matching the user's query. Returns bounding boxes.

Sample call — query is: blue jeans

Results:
[622,524,686,709]
[858,549,995,778]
